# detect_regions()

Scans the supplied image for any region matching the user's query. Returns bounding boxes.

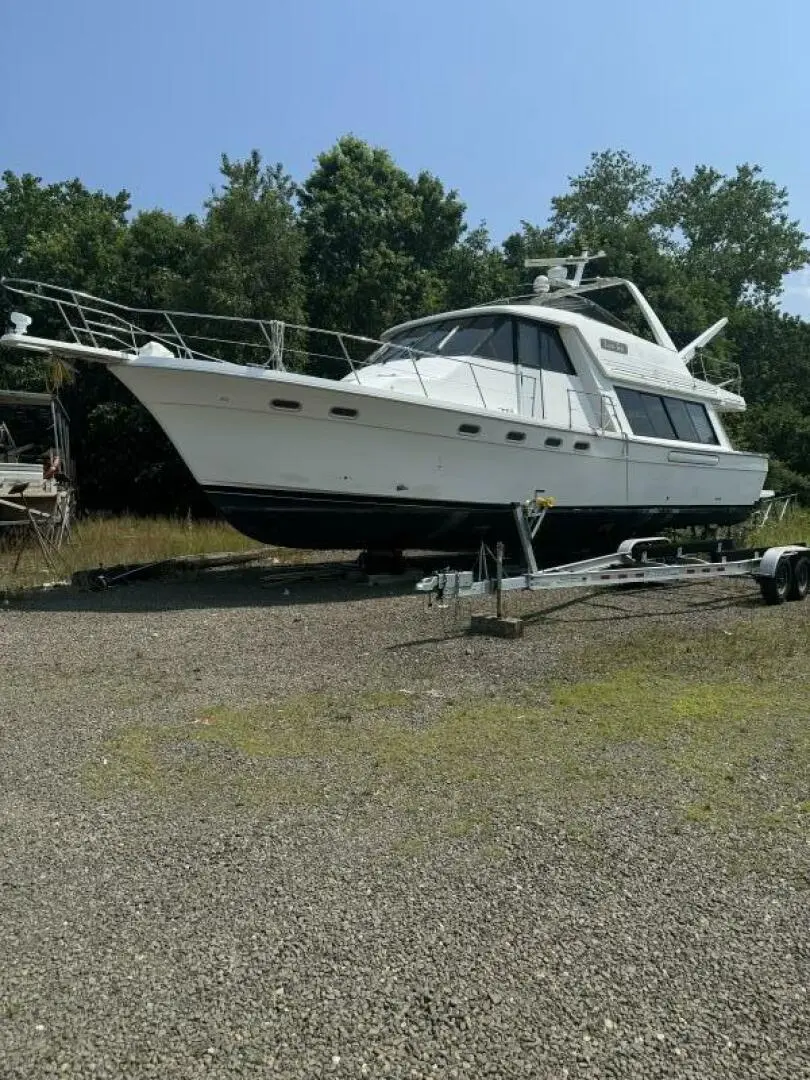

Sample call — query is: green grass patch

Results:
[85,639,809,835]
[583,612,808,684]
[0,513,268,589]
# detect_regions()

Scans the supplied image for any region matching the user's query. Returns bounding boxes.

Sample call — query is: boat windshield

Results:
[535,282,657,342]
[538,293,632,333]
[368,315,515,365]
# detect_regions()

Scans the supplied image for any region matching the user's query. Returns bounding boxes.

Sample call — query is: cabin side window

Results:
[545,330,576,375]
[516,319,576,375]
[616,387,719,445]
[683,401,718,444]
[516,320,542,369]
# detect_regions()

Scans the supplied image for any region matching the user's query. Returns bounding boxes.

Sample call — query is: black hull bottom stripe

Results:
[203,485,754,558]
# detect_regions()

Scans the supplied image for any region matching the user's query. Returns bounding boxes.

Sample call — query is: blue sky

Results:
[3,0,810,316]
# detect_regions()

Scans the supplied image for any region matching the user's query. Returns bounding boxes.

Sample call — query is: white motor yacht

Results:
[0,255,769,562]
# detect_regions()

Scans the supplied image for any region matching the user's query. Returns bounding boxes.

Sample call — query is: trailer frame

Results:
[415,501,810,610]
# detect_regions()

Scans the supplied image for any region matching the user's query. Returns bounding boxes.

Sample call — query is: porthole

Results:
[330,406,358,418]
[574,440,591,451]
[271,398,301,411]
[506,431,526,443]
[458,423,481,435]
[544,436,562,448]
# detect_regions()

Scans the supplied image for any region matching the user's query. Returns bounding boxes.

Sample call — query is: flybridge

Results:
[521,250,732,368]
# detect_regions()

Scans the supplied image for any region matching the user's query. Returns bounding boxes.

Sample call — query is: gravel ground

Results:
[0,563,808,1079]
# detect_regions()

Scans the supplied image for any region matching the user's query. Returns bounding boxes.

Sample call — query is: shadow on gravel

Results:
[8,563,767,623]
[388,583,764,649]
[521,584,764,626]
[6,565,423,613]
[386,630,469,650]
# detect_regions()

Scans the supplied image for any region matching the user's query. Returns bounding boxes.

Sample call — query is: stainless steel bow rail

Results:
[415,499,810,634]
[0,278,580,425]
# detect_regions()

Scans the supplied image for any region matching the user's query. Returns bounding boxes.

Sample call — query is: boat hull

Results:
[110,360,769,560]
[203,484,754,561]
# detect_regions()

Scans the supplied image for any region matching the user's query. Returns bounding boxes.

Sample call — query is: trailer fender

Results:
[756,545,809,578]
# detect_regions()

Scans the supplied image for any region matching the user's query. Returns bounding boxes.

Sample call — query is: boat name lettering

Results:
[600,338,628,355]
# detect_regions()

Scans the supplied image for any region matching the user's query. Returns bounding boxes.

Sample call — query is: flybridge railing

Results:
[686,352,742,397]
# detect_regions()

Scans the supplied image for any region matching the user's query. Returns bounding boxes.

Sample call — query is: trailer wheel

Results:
[787,555,809,601]
[759,557,793,605]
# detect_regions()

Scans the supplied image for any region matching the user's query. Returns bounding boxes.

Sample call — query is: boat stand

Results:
[0,484,72,579]
[415,498,810,636]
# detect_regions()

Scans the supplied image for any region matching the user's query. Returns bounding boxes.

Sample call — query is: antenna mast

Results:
[524,249,607,289]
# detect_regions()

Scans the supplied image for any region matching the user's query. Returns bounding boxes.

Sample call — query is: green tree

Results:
[723,307,810,495]
[299,136,466,340]
[541,150,808,319]
[116,208,203,311]
[439,225,519,310]
[0,171,131,391]
[0,170,130,292]
[727,307,810,412]
[188,151,304,326]
[657,164,808,306]
[549,149,663,241]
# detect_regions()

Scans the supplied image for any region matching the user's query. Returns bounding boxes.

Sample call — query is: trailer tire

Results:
[787,555,809,601]
[759,556,793,605]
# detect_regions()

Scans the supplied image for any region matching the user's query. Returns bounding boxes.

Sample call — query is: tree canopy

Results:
[0,142,808,513]
[299,135,466,338]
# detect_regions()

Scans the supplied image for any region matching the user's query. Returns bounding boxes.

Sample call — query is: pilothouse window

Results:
[378,321,453,360]
[663,397,701,442]
[684,401,717,444]
[546,330,576,375]
[374,314,576,374]
[517,320,541,369]
[375,315,514,365]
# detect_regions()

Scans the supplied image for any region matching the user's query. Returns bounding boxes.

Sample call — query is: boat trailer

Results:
[415,499,809,634]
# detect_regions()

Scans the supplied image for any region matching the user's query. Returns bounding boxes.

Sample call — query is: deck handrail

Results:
[0,278,575,421]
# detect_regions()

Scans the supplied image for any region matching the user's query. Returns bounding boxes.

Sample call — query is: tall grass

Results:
[2,505,808,593]
[745,504,810,547]
[0,514,265,589]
